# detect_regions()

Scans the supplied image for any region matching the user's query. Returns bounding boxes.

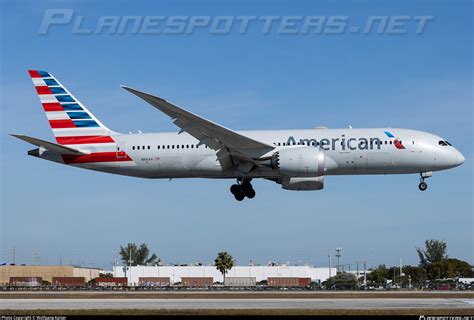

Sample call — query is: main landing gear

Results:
[418,171,432,191]
[230,179,256,201]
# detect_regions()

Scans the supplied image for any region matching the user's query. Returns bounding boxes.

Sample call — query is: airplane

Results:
[12,70,465,201]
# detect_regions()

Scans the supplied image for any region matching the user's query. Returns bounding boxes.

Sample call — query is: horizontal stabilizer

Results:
[10,134,86,155]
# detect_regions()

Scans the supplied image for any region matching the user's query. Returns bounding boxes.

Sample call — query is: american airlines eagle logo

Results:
[384,131,406,149]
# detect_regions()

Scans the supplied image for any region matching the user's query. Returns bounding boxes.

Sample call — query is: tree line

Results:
[118,243,234,283]
[324,239,473,289]
[118,239,472,289]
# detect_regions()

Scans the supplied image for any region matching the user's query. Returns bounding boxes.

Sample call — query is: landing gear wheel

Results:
[245,188,256,199]
[418,172,432,192]
[230,184,240,195]
[234,190,245,201]
[230,180,256,201]
[241,181,256,199]
[418,181,428,191]
[230,184,245,201]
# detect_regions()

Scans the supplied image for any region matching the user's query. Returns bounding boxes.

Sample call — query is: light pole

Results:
[328,249,332,278]
[356,261,359,288]
[335,247,341,273]
[112,255,117,277]
[129,247,133,286]
[363,261,367,287]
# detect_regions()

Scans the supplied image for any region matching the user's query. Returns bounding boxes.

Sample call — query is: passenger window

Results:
[148,146,150,149]
[167,145,170,149]
[191,145,194,148]
[157,146,160,149]
[132,146,135,150]
[177,145,179,149]
[186,145,189,148]
[182,145,184,149]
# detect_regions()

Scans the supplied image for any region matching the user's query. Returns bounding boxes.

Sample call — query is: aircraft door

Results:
[411,137,422,153]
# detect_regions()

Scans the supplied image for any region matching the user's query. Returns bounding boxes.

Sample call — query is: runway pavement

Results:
[1,298,473,310]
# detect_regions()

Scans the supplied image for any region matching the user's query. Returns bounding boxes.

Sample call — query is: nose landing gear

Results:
[418,171,432,191]
[418,181,428,191]
[230,179,256,201]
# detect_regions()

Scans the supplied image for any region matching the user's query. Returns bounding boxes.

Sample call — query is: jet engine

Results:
[279,176,324,191]
[270,147,325,177]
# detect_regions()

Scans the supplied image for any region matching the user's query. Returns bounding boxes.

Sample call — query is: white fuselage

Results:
[59,128,463,179]
[21,70,464,197]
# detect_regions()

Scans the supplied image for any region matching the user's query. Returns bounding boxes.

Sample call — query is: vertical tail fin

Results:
[28,70,116,144]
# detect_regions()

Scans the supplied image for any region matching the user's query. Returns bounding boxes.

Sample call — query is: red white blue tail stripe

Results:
[28,70,133,164]
[28,70,113,139]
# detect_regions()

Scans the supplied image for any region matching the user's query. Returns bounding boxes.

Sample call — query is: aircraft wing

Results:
[122,86,275,172]
[10,134,86,155]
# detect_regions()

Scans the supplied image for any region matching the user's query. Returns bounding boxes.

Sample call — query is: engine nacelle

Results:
[271,147,325,177]
[280,176,324,191]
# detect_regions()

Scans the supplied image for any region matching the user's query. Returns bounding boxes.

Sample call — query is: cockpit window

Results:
[439,141,448,146]
[445,141,452,146]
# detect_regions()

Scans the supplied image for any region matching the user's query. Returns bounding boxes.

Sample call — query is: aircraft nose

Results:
[455,149,465,166]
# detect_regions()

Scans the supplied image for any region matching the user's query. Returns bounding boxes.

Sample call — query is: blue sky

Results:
[1,0,472,270]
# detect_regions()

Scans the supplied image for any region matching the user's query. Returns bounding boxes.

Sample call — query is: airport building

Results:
[113,265,336,285]
[0,265,101,284]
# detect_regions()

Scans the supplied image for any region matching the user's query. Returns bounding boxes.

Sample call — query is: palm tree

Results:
[119,243,159,266]
[215,251,235,286]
